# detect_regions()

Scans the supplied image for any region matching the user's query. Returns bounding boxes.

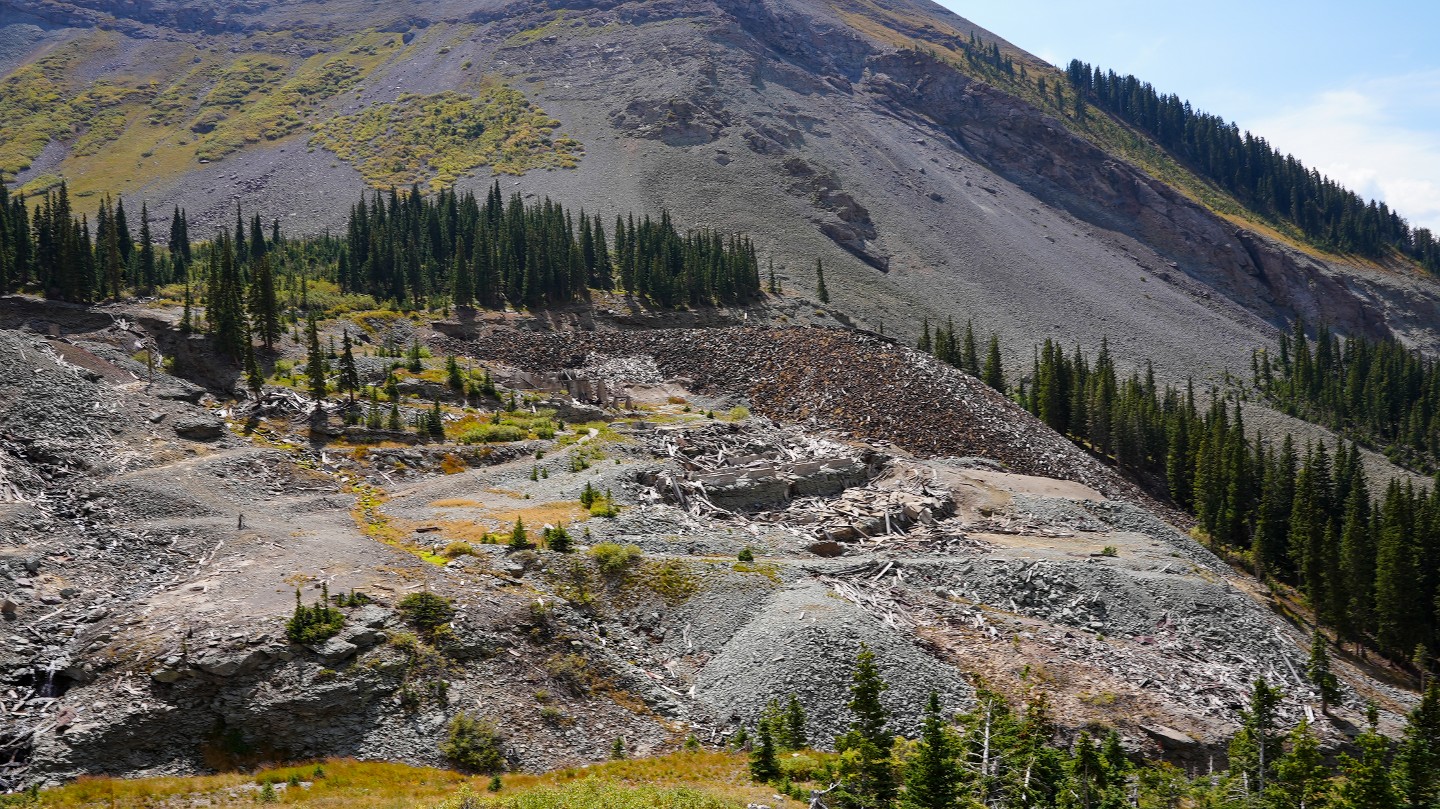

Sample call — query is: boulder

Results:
[152,380,206,404]
[307,636,358,665]
[194,648,269,677]
[173,416,224,441]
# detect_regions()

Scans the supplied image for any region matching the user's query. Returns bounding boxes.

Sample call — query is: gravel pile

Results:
[692,580,972,741]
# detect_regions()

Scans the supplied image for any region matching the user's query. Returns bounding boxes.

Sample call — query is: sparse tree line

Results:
[1065,60,1440,272]
[743,644,1440,809]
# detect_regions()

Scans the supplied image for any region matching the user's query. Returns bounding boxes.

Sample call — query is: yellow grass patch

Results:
[35,752,799,808]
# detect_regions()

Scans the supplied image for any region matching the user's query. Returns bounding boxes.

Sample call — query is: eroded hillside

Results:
[0,297,1415,788]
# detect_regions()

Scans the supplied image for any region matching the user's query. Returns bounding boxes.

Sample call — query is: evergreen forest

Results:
[1065,60,1440,272]
[920,321,1440,674]
[0,178,762,317]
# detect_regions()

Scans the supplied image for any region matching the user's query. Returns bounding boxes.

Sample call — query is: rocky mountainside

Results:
[0,296,1415,788]
[1,0,1438,794]
[4,0,1440,381]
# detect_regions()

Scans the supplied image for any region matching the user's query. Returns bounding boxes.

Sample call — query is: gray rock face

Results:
[306,637,358,665]
[194,648,269,677]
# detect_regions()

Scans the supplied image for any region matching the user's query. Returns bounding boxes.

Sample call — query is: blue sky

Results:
[940,1,1440,232]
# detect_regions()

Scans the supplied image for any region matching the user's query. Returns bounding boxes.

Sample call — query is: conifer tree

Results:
[1335,706,1397,809]
[207,231,247,358]
[509,517,531,550]
[248,254,280,351]
[1307,632,1341,713]
[1267,719,1329,809]
[1228,679,1284,800]
[982,334,1006,392]
[749,722,779,783]
[137,202,155,291]
[901,692,959,809]
[1395,682,1440,809]
[446,356,464,391]
[835,643,896,808]
[305,314,326,401]
[243,336,263,398]
[338,330,360,404]
[452,251,474,308]
[960,321,980,376]
[816,258,829,304]
[113,197,133,264]
[783,694,808,750]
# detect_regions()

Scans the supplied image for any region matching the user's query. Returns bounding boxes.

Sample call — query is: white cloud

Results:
[1249,71,1440,234]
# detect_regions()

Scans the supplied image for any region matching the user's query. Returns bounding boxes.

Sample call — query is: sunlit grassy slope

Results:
[32,752,796,808]
[0,26,580,197]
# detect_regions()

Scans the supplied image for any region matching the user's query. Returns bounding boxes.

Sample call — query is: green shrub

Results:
[640,559,699,604]
[459,423,527,444]
[588,543,642,576]
[737,546,755,562]
[286,586,345,645]
[439,712,506,774]
[442,541,476,558]
[543,524,572,553]
[1100,545,1119,557]
[398,591,456,635]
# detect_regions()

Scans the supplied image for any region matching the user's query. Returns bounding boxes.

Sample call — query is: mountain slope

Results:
[4,0,1440,383]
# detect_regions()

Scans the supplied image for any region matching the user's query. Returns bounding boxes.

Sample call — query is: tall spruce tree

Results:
[305,314,326,401]
[835,643,896,808]
[901,692,959,809]
[137,202,155,291]
[248,254,280,351]
[338,330,360,404]
[1395,683,1440,809]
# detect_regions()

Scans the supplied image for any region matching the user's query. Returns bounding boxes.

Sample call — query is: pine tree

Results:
[248,254,280,351]
[960,321,979,376]
[835,643,896,808]
[338,330,360,404]
[749,722,779,783]
[1228,678,1284,800]
[509,517,531,550]
[452,251,474,309]
[982,334,1006,392]
[1266,719,1329,809]
[1395,682,1440,809]
[901,692,959,809]
[305,315,326,401]
[1307,631,1341,713]
[137,202,155,291]
[1335,707,1397,809]
[243,335,263,397]
[783,694,808,750]
[1066,731,1106,809]
[816,258,829,304]
[446,356,464,391]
